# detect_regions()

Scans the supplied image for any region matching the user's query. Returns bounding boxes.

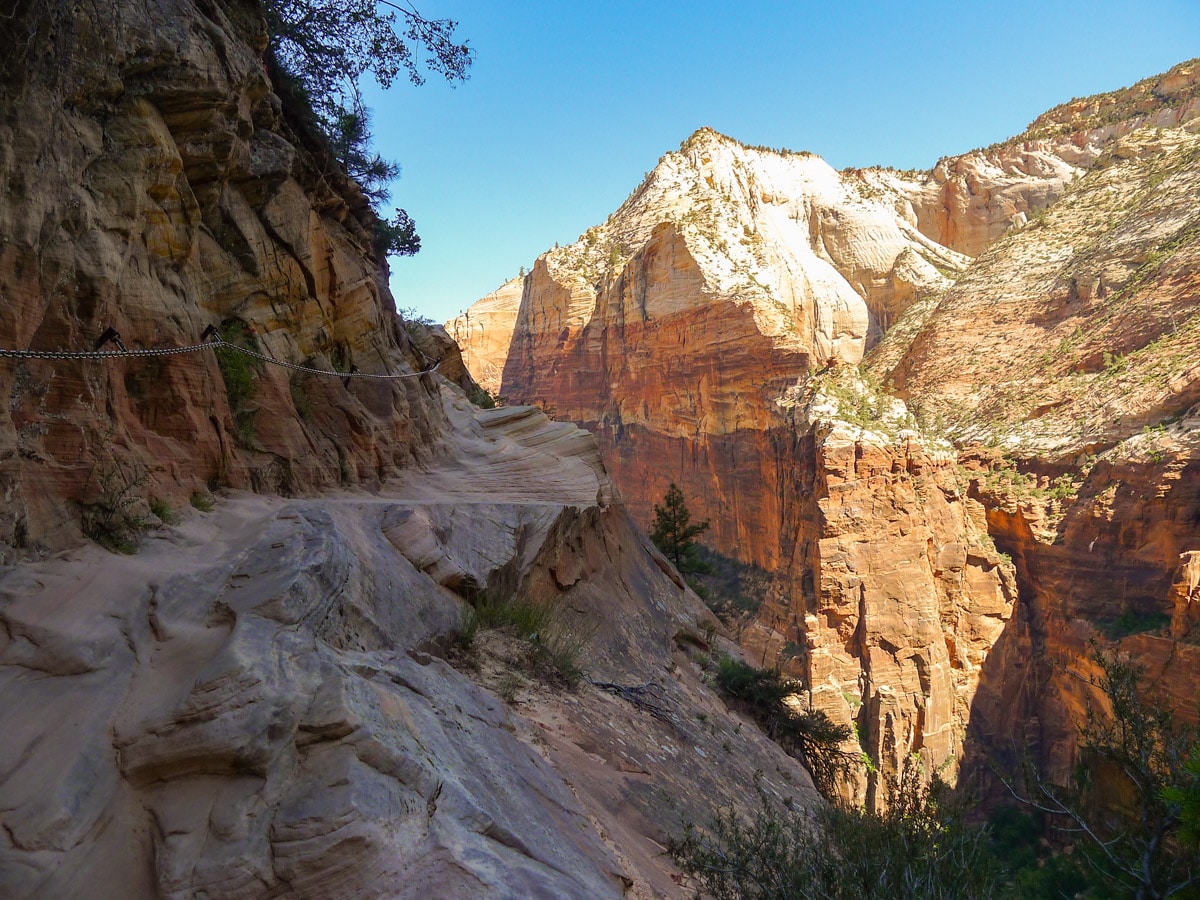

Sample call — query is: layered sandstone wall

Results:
[454,128,972,568]
[742,370,1017,804]
[451,59,1200,804]
[873,112,1200,792]
[0,4,831,895]
[0,0,475,555]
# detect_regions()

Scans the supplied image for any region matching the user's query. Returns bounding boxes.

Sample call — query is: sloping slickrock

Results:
[0,393,817,898]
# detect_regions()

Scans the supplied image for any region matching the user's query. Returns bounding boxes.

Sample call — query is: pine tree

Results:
[650,483,710,573]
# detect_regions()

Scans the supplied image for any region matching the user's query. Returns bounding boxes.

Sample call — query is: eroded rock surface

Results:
[0,394,817,898]
[736,370,1016,803]
[0,2,821,895]
[450,59,1200,805]
[0,0,475,555]
[450,127,972,569]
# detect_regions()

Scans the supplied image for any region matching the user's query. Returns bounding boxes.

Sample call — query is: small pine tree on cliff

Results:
[650,483,710,574]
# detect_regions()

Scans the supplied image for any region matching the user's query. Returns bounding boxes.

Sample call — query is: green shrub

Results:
[453,594,590,687]
[214,319,261,448]
[688,546,770,631]
[670,761,999,899]
[148,497,174,524]
[467,384,497,408]
[190,492,214,512]
[80,460,148,554]
[714,657,853,796]
[1099,608,1171,639]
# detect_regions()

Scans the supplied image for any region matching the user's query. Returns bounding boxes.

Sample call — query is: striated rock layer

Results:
[0,0,476,556]
[451,126,973,569]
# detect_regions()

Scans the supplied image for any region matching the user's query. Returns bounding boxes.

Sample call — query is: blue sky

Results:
[363,0,1200,324]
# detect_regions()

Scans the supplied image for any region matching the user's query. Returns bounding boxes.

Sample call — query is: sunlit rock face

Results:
[873,101,1200,799]
[452,127,972,569]
[453,58,1200,804]
[732,370,1017,806]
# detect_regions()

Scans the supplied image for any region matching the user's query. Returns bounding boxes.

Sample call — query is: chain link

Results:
[0,342,214,360]
[0,338,438,379]
[213,342,436,379]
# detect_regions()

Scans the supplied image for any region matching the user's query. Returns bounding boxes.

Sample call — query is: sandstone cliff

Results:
[872,104,1200,796]
[451,126,972,570]
[0,0,475,556]
[451,59,1200,799]
[742,369,1017,806]
[0,1,825,896]
[452,61,1200,567]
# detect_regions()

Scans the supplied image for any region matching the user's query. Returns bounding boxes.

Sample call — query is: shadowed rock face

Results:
[0,0,478,555]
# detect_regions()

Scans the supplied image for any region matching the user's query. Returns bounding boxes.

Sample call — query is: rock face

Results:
[452,61,1200,569]
[452,59,1200,799]
[0,0,475,556]
[451,127,973,569]
[873,109,1200,794]
[742,370,1016,804]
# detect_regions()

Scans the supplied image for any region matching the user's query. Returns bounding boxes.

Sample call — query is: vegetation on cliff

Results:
[259,0,473,255]
[670,760,999,899]
[677,646,1200,898]
[650,483,711,573]
[712,657,853,797]
[1002,647,1200,899]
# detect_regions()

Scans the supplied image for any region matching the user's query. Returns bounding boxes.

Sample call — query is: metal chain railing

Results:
[0,326,438,380]
[0,343,215,361]
[213,342,436,379]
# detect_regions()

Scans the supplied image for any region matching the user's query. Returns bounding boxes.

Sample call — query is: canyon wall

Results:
[453,59,1200,796]
[874,113,1200,792]
[452,126,972,569]
[747,370,1017,805]
[0,0,480,556]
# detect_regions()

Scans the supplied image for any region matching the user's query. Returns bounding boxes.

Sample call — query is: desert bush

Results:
[1002,643,1200,897]
[80,459,149,554]
[714,657,854,796]
[670,760,998,899]
[214,319,261,448]
[467,384,497,409]
[453,593,590,687]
